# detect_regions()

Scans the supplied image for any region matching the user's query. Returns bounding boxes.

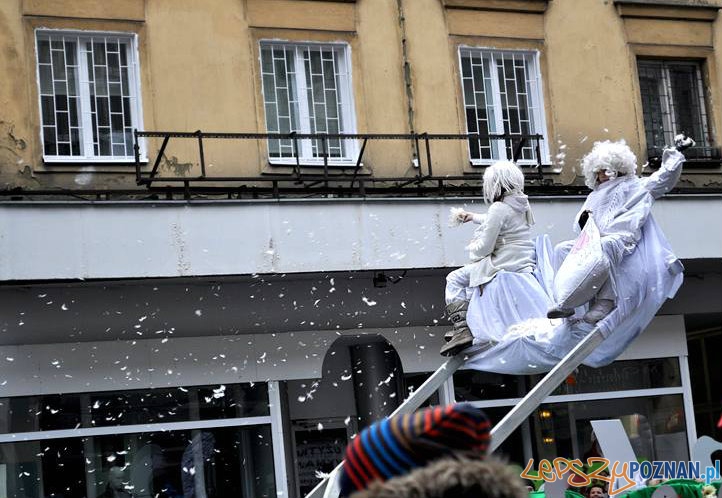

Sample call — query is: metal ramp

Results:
[305,326,606,498]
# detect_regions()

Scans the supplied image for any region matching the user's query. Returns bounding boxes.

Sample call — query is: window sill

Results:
[441,0,549,13]
[268,158,362,168]
[469,159,555,168]
[43,156,148,165]
[38,159,149,174]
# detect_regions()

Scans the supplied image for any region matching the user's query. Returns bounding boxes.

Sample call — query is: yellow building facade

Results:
[1,0,721,191]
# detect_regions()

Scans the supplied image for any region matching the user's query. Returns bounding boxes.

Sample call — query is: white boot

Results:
[583,299,615,324]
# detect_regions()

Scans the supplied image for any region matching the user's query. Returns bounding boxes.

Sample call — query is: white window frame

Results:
[458,47,550,167]
[259,40,358,167]
[34,28,146,164]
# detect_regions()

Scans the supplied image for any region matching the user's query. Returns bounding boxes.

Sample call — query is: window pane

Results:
[531,395,688,463]
[37,32,139,159]
[669,64,705,146]
[454,369,526,401]
[531,357,682,395]
[0,425,276,498]
[70,127,81,155]
[638,61,667,153]
[41,96,55,125]
[38,64,52,94]
[460,51,495,161]
[460,49,544,163]
[260,44,298,158]
[261,42,353,162]
[638,59,711,159]
[43,126,56,155]
[305,47,346,158]
[0,383,268,434]
[38,39,50,64]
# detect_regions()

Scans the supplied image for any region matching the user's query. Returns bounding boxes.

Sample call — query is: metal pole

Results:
[423,133,432,177]
[489,327,605,452]
[134,129,141,184]
[292,132,301,179]
[197,130,206,177]
[304,355,466,498]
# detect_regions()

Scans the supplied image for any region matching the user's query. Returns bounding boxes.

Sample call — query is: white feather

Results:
[448,207,467,227]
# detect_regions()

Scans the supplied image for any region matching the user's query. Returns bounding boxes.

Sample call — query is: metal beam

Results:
[489,327,605,452]
[304,354,466,498]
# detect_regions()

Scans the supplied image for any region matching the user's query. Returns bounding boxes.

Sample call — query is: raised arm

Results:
[466,203,507,260]
[642,149,686,199]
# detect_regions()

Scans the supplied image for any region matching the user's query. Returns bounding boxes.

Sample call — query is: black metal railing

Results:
[133,130,547,197]
[646,145,721,168]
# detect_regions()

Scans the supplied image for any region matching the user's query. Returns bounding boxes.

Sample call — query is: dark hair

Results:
[349,456,528,498]
[586,485,606,497]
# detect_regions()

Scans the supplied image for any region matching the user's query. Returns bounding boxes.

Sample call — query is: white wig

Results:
[482,160,525,205]
[581,140,637,189]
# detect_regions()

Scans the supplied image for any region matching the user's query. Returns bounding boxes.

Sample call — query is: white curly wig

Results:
[483,160,525,204]
[581,140,638,189]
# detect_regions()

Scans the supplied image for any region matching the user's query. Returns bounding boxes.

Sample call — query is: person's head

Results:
[108,466,125,491]
[581,140,637,189]
[338,403,491,498]
[349,457,529,498]
[483,160,525,204]
[586,485,606,498]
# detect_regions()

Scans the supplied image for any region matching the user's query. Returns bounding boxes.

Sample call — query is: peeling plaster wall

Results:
[0,2,34,188]
[1,0,721,190]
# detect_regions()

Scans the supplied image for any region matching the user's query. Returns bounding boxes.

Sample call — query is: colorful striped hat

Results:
[338,403,491,497]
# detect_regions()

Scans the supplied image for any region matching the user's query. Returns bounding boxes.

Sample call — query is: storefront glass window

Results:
[453,369,525,401]
[532,358,682,396]
[532,394,688,462]
[0,425,276,498]
[0,383,269,434]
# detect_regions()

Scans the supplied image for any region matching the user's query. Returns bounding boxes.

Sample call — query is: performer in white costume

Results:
[459,135,693,374]
[547,135,695,323]
[441,161,536,356]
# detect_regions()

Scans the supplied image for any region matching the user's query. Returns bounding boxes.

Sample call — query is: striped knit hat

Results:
[338,403,491,497]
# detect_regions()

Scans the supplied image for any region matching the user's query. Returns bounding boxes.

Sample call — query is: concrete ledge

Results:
[247,0,356,32]
[615,0,720,21]
[22,0,145,22]
[442,0,549,13]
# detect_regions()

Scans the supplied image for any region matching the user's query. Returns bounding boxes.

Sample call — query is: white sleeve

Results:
[642,149,685,199]
[465,203,507,260]
[471,213,487,225]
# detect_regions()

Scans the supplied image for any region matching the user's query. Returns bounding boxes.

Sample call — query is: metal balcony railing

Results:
[133,131,548,198]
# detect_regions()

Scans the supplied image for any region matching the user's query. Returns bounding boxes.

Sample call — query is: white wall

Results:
[0,316,685,398]
[1,196,720,281]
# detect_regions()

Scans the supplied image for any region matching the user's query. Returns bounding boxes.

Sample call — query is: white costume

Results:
[441,160,536,356]
[462,145,686,373]
[445,194,535,303]
[555,147,686,313]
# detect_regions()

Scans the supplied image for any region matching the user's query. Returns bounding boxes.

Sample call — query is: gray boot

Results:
[583,299,615,324]
[443,300,468,342]
[440,301,474,356]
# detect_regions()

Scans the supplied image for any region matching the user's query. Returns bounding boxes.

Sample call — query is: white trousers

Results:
[445,266,475,304]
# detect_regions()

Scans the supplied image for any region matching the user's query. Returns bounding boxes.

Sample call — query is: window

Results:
[35,30,142,162]
[0,383,278,498]
[637,59,717,161]
[459,48,548,165]
[260,42,356,165]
